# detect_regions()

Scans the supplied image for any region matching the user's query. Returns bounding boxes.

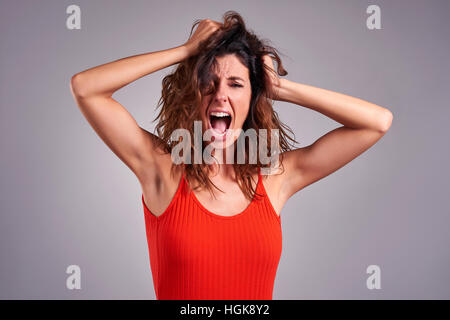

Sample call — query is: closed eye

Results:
[231,83,243,88]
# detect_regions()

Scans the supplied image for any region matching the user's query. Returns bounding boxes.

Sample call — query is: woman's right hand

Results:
[183,19,222,56]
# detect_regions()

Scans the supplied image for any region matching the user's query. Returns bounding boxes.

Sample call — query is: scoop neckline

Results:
[188,169,261,220]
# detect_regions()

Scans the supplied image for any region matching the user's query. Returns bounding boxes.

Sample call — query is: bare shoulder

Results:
[261,147,312,213]
[134,128,169,175]
[260,150,305,216]
[136,128,183,217]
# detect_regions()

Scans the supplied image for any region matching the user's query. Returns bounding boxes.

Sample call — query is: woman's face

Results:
[200,53,252,149]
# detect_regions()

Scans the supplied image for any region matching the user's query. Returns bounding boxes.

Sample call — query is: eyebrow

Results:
[213,73,246,82]
[227,76,245,82]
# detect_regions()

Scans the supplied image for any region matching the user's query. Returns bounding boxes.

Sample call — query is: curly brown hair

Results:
[152,10,298,201]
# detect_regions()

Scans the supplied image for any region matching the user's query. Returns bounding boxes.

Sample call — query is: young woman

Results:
[70,11,393,300]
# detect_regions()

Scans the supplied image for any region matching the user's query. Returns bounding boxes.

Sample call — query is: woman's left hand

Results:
[262,55,282,101]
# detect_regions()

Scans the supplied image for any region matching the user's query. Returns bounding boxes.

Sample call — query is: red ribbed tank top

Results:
[141,168,282,300]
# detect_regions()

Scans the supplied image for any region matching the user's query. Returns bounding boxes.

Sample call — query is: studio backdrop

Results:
[1,0,449,299]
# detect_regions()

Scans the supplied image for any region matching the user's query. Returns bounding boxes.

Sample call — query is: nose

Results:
[214,94,227,103]
[213,82,228,103]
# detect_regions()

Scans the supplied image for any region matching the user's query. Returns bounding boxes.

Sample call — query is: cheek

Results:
[238,106,250,120]
[233,106,250,129]
[236,95,251,123]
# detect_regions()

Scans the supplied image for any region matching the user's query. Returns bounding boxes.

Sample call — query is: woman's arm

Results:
[70,45,191,180]
[277,79,393,132]
[71,45,191,99]
[70,20,221,182]
[275,78,393,202]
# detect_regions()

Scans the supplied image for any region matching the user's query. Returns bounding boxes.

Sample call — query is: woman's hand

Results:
[262,54,282,101]
[183,19,222,56]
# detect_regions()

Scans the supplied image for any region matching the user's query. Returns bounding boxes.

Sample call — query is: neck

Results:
[204,141,237,179]
[208,163,235,180]
[203,138,237,163]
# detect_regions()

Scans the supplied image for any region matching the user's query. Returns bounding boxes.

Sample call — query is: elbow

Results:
[71,72,98,99]
[70,73,87,99]
[70,73,111,99]
[378,109,393,133]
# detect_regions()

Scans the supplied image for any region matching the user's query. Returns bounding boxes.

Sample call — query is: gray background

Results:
[1,0,449,299]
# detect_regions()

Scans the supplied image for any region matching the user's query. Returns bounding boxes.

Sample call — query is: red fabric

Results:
[141,168,282,300]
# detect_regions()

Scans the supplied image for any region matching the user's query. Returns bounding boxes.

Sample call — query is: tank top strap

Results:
[253,166,265,202]
[179,168,188,194]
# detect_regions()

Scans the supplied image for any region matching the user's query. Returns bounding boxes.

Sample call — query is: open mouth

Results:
[208,111,232,135]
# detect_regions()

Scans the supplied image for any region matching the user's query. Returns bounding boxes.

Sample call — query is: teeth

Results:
[210,111,230,117]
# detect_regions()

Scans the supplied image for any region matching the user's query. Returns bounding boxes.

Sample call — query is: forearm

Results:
[277,78,393,132]
[71,44,191,99]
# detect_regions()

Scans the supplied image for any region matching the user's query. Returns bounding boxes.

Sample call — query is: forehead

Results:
[212,54,249,81]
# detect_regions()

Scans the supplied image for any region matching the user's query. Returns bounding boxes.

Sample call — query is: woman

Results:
[70,11,393,300]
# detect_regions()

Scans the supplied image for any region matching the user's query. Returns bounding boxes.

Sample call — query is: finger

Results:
[263,55,275,71]
[209,20,222,29]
